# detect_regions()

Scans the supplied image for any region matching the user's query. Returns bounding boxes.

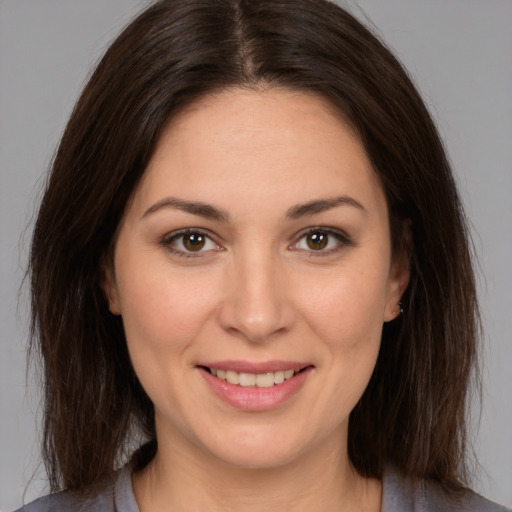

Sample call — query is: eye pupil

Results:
[183,233,205,251]
[307,232,328,250]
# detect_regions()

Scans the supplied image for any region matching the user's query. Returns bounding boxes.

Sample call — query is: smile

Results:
[198,362,313,411]
[208,368,300,388]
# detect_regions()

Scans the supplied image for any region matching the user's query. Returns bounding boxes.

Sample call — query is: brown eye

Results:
[162,230,219,257]
[291,228,351,255]
[306,231,329,250]
[182,233,206,251]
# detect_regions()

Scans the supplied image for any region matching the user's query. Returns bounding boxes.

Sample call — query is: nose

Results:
[217,250,295,343]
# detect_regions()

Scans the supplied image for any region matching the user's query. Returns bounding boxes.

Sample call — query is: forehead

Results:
[131,87,386,219]
[156,87,360,163]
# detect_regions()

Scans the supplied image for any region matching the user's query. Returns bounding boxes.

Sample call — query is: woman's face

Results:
[105,88,408,469]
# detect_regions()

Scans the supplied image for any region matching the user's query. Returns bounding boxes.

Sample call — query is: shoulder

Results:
[12,467,137,512]
[382,467,511,512]
[11,472,122,512]
[420,482,510,512]
[12,489,115,512]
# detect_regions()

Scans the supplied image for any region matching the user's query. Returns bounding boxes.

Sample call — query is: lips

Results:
[197,361,313,411]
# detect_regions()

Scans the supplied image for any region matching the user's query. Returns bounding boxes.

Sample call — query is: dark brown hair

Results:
[30,0,479,495]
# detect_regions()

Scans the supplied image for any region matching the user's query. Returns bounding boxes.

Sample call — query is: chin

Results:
[199,425,319,471]
[212,444,303,471]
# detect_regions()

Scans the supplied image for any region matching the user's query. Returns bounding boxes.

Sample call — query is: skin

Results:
[104,88,409,512]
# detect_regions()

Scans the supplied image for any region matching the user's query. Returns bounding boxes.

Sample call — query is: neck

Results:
[132,432,381,512]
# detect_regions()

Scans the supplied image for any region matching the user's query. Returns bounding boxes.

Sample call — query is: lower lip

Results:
[198,367,312,411]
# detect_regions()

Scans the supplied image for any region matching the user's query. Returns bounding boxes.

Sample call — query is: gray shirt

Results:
[14,466,510,512]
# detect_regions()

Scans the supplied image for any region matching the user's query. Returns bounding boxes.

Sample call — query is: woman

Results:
[16,0,509,510]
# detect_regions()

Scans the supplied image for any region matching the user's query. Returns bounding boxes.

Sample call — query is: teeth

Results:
[274,370,285,384]
[256,373,275,388]
[238,372,256,387]
[225,371,239,385]
[210,368,300,387]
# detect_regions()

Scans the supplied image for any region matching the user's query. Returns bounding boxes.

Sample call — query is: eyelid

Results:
[290,226,353,255]
[160,228,222,258]
[160,226,352,258]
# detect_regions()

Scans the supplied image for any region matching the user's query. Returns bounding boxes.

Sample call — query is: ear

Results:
[384,257,410,322]
[100,259,121,316]
[384,227,412,322]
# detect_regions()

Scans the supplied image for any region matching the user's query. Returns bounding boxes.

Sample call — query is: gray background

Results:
[1,0,510,510]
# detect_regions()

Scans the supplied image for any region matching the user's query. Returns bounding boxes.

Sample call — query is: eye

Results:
[162,230,220,257]
[291,228,351,254]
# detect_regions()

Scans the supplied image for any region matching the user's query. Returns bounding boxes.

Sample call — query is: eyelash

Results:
[290,227,353,256]
[160,227,352,258]
[160,229,220,258]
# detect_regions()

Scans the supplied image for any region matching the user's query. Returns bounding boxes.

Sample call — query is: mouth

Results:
[200,366,309,388]
[197,362,313,411]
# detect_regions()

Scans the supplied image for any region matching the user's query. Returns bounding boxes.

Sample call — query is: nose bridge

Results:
[218,244,294,343]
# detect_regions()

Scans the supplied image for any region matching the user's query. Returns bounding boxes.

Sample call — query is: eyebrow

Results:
[142,194,366,222]
[142,197,229,222]
[286,195,367,219]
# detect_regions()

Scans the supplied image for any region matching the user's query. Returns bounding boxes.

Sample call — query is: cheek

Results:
[296,258,388,402]
[285,264,386,439]
[115,258,220,369]
[298,261,389,349]
[115,262,223,426]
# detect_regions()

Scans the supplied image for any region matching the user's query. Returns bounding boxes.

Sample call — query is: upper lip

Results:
[198,360,312,373]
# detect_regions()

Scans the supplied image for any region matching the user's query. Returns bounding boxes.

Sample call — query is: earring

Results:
[385,301,404,323]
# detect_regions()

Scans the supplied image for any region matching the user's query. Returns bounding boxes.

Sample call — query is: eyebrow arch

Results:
[142,195,365,222]
[142,197,229,222]
[286,196,367,219]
